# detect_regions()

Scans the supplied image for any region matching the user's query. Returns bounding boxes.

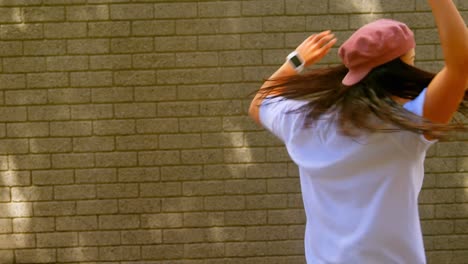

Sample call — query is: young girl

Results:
[249,0,468,263]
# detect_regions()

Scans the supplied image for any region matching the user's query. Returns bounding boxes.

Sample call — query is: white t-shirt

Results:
[260,89,436,264]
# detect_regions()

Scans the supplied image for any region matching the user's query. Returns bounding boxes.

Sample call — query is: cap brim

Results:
[342,68,372,86]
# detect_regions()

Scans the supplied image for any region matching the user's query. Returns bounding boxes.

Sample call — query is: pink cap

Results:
[338,19,415,86]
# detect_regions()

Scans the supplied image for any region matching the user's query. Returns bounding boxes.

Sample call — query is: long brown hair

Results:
[259,58,468,138]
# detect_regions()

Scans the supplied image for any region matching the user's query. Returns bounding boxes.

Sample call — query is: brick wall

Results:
[0,0,466,263]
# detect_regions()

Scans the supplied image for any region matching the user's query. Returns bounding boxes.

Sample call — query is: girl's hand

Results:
[296,30,337,67]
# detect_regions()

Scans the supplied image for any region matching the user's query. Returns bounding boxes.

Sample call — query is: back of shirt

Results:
[260,89,435,263]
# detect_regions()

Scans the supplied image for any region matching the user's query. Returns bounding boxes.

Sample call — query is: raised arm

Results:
[424,0,468,126]
[248,31,337,125]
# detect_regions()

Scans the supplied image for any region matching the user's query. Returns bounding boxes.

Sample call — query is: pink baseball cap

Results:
[338,19,416,86]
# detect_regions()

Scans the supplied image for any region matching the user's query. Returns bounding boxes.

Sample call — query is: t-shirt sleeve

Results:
[259,96,307,143]
[403,88,438,146]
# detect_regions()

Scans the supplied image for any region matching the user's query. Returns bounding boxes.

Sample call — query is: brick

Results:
[95,152,137,167]
[0,250,14,262]
[241,33,286,49]
[220,50,262,66]
[183,212,224,227]
[115,103,156,118]
[181,149,223,164]
[0,219,11,233]
[77,200,118,215]
[110,4,153,20]
[93,120,135,135]
[176,51,218,67]
[155,36,197,52]
[99,245,140,261]
[268,209,306,224]
[99,215,139,230]
[116,135,158,150]
[161,166,203,181]
[0,7,21,23]
[142,245,184,260]
[111,37,153,53]
[24,40,66,55]
[0,171,31,186]
[28,105,70,121]
[97,183,138,198]
[246,226,288,241]
[159,134,201,149]
[88,21,130,37]
[23,6,65,22]
[139,150,180,166]
[185,243,225,258]
[242,0,284,16]
[92,87,133,102]
[263,16,306,32]
[118,167,159,182]
[0,234,35,249]
[199,2,240,17]
[12,186,53,201]
[47,56,88,71]
[247,163,288,178]
[55,185,96,200]
[121,230,162,245]
[67,39,109,54]
[133,54,175,69]
[9,154,50,170]
[202,132,244,148]
[79,231,120,246]
[154,3,197,18]
[132,20,175,36]
[158,67,242,84]
[140,182,181,197]
[57,247,98,262]
[74,136,114,152]
[119,198,161,213]
[71,71,112,87]
[0,156,7,170]
[306,15,349,31]
[180,117,222,133]
[204,164,246,180]
[0,74,26,89]
[0,139,28,154]
[267,240,304,255]
[13,217,55,233]
[44,22,86,38]
[3,57,45,73]
[0,189,9,202]
[7,122,49,137]
[205,196,245,211]
[141,213,183,228]
[50,121,92,136]
[225,211,267,226]
[163,228,205,243]
[176,19,220,35]
[199,35,240,51]
[6,90,47,105]
[246,194,288,209]
[48,88,90,104]
[200,100,243,116]
[75,168,117,183]
[71,104,113,120]
[157,102,199,116]
[136,118,179,133]
[183,181,224,196]
[15,249,56,263]
[66,5,109,21]
[0,203,32,217]
[34,201,75,216]
[56,216,97,231]
[32,170,73,185]
[267,178,301,193]
[162,197,204,212]
[134,86,176,102]
[224,148,266,163]
[52,153,94,169]
[30,138,71,153]
[219,18,262,33]
[0,24,43,40]
[90,55,132,70]
[225,242,267,257]
[37,232,78,247]
[114,71,156,86]
[225,179,267,194]
[27,72,68,88]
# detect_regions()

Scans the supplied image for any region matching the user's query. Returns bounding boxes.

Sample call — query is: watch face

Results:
[290,55,302,67]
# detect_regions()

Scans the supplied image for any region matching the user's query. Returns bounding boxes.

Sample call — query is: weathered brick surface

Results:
[0,1,466,263]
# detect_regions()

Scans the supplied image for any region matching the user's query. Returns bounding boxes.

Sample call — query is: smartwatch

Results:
[287,51,305,73]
